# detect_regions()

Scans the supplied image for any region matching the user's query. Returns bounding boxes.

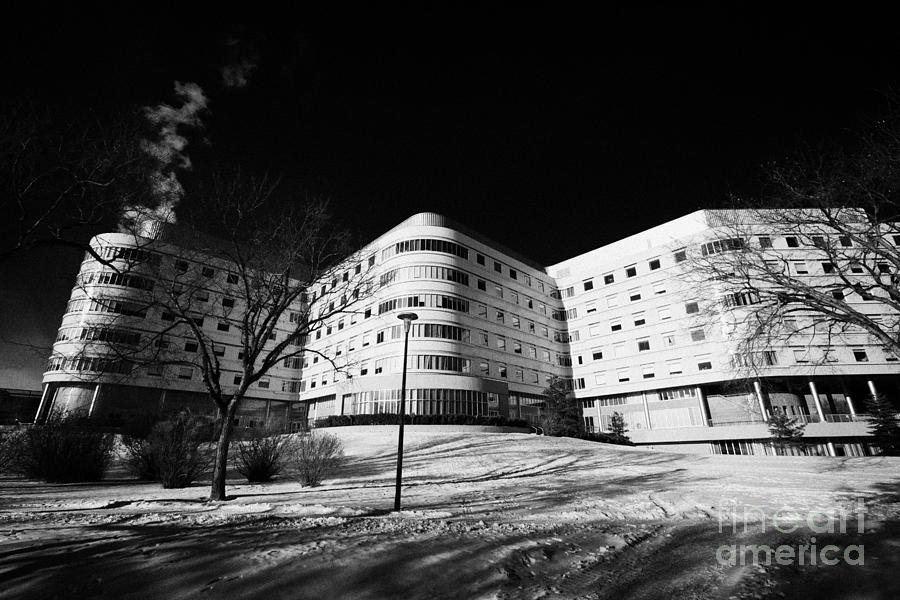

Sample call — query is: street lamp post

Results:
[394,312,418,511]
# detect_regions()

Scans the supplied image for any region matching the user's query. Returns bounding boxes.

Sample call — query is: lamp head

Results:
[397,312,419,332]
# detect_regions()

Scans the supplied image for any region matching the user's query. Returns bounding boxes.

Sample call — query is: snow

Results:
[1,426,899,599]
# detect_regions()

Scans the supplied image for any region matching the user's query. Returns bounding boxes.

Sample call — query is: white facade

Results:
[39,230,307,428]
[299,213,569,423]
[41,209,899,454]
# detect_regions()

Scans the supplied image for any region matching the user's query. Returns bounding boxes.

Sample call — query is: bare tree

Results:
[63,173,375,500]
[681,109,900,375]
[0,103,153,264]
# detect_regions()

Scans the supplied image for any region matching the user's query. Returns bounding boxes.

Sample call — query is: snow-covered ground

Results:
[1,426,899,599]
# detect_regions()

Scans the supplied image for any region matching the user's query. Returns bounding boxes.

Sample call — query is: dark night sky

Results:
[3,3,900,389]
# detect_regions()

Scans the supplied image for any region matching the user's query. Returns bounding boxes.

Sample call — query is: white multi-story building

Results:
[38,227,308,429]
[550,210,898,456]
[41,210,899,454]
[298,213,570,423]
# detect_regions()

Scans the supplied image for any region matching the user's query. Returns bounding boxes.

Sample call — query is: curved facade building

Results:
[39,230,307,429]
[299,213,570,423]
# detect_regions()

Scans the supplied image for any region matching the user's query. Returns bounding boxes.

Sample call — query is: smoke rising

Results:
[121,81,208,234]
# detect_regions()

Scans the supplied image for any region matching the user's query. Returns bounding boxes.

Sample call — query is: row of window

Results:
[80,270,156,291]
[790,346,897,364]
[589,356,714,385]
[382,238,470,260]
[380,237,554,297]
[342,388,500,418]
[378,293,470,315]
[581,280,671,314]
[66,296,148,318]
[55,326,142,346]
[47,356,134,375]
[582,386,699,409]
[95,245,161,265]
[380,265,470,287]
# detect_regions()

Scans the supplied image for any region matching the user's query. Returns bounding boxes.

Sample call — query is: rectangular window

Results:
[652,281,667,295]
[658,306,671,321]
[494,261,502,273]
[759,236,772,249]
[496,337,506,351]
[840,236,853,247]
[213,345,225,357]
[184,341,198,352]
[178,367,193,380]
[821,262,836,274]
[637,338,650,352]
[625,265,637,278]
[786,236,799,248]
[477,253,485,265]
[233,375,242,385]
[853,349,869,362]
[629,289,641,302]
[685,302,699,314]
[477,304,488,318]
[792,261,809,275]
[583,279,594,291]
[642,365,655,379]
[509,268,517,279]
[595,372,607,385]
[613,342,626,358]
[607,294,618,308]
[494,285,503,298]
[477,279,486,291]
[610,319,622,332]
[648,258,661,270]
[697,361,712,371]
[674,249,686,263]
[633,312,646,327]
[592,349,603,360]
[201,267,214,277]
[667,359,682,375]
[662,332,676,347]
[498,364,508,378]
[793,348,809,363]
[604,273,615,285]
[690,329,706,342]
[495,310,505,324]
[226,273,238,284]
[617,368,630,382]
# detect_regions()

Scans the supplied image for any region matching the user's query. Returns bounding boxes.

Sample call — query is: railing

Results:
[707,419,767,428]
[707,413,867,427]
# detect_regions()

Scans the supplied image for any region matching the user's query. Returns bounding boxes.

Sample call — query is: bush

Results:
[295,431,344,487]
[236,428,294,483]
[0,430,15,473]
[7,414,115,482]
[571,431,635,447]
[124,411,214,488]
[121,435,158,481]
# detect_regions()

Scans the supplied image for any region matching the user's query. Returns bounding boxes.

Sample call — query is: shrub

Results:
[571,431,635,447]
[121,435,158,481]
[295,431,344,487]
[124,411,214,488]
[8,414,115,482]
[0,430,16,473]
[236,427,294,483]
